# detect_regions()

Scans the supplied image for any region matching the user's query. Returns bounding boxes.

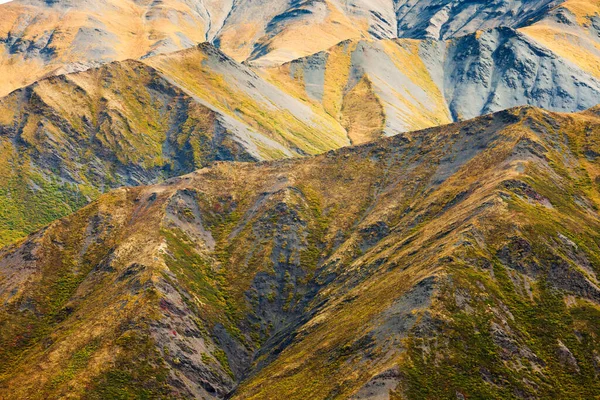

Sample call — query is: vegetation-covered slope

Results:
[2,106,600,399]
[0,43,348,247]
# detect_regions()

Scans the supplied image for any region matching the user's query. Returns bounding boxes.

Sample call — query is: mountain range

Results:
[1,0,599,96]
[3,5,600,245]
[1,0,600,399]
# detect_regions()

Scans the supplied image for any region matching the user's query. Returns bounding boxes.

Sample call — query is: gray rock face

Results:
[444,27,600,120]
[285,27,600,135]
[394,0,564,39]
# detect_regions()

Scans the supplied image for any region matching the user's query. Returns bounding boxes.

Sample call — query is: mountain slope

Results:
[0,0,579,96]
[2,106,600,399]
[0,43,348,247]
[263,27,600,135]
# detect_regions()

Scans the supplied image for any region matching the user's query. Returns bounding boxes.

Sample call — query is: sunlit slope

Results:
[0,0,227,96]
[520,0,600,79]
[2,106,600,398]
[261,38,452,140]
[217,0,567,66]
[144,43,349,156]
[261,29,600,137]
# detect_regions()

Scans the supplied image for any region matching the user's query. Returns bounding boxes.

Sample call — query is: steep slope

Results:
[0,43,348,247]
[262,27,600,135]
[443,27,600,120]
[2,106,600,399]
[395,0,563,39]
[520,0,600,79]
[0,0,574,95]
[261,38,452,138]
[144,43,348,156]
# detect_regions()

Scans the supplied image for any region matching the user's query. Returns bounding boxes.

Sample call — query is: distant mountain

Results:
[0,0,593,96]
[265,26,600,133]
[2,106,600,399]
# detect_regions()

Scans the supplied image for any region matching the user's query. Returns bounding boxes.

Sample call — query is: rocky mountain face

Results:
[0,0,579,96]
[266,26,600,135]
[0,43,348,246]
[394,0,563,39]
[2,106,600,399]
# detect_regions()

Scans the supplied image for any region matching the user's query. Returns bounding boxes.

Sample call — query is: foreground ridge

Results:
[1,106,600,398]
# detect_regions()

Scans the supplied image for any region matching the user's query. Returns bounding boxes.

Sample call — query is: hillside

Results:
[2,106,600,399]
[0,43,348,247]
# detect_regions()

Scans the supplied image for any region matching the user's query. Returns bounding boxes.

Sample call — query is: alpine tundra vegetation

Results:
[0,0,600,399]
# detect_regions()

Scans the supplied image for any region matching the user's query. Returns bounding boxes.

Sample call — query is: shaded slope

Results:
[0,60,251,246]
[395,0,563,39]
[2,106,600,399]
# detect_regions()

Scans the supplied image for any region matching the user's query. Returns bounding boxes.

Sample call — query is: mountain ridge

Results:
[2,105,600,399]
[0,42,349,247]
